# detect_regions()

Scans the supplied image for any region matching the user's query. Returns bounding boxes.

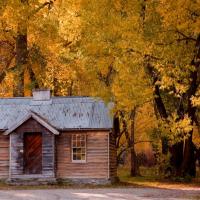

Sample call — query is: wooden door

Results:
[24,133,42,174]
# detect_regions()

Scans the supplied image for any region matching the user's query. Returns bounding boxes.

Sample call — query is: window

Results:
[72,134,86,163]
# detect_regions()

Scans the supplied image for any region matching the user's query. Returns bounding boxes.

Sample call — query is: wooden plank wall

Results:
[109,131,117,179]
[0,134,9,179]
[56,131,109,179]
[0,127,117,180]
[10,118,55,179]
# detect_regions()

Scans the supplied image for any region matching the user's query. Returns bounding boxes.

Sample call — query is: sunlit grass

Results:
[118,166,200,189]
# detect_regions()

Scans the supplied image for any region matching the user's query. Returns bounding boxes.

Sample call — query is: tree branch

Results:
[29,0,55,18]
[134,140,153,145]
[175,30,196,42]
[126,48,162,61]
[0,53,16,84]
[97,62,115,87]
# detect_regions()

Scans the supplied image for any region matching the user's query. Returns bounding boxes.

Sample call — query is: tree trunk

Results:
[28,66,39,89]
[13,0,28,97]
[181,134,196,176]
[146,64,185,175]
[130,146,138,176]
[13,27,27,97]
[130,108,140,176]
[169,142,183,176]
[181,34,200,177]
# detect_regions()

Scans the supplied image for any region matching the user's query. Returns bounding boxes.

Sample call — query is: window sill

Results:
[72,160,87,164]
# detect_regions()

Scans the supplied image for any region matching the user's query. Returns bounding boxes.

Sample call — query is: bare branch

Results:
[29,0,55,18]
[127,48,162,61]
[175,30,196,42]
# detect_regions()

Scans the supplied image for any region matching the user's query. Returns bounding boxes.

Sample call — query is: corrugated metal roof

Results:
[0,97,113,130]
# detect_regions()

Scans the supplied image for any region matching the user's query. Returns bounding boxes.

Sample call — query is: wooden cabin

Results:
[0,89,117,184]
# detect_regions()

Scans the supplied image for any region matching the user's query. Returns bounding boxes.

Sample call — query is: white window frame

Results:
[71,133,87,163]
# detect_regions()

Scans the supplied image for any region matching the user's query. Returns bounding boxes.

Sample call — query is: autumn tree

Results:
[80,0,153,176]
[0,0,82,97]
[142,0,200,177]
[80,0,200,177]
[1,0,199,178]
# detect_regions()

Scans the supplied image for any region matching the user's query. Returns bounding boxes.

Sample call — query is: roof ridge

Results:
[0,97,32,99]
[0,96,93,99]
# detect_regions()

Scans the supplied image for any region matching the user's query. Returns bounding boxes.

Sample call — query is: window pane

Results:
[81,141,85,147]
[76,148,81,154]
[76,154,81,160]
[82,149,86,154]
[72,134,86,161]
[77,140,81,147]
[81,154,85,160]
[73,148,77,154]
[72,140,76,147]
[73,154,77,160]
[80,135,85,140]
[77,135,81,141]
[72,135,76,140]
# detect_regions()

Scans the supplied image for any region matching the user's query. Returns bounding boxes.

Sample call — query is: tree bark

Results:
[28,66,39,89]
[130,108,140,176]
[180,34,200,177]
[13,0,28,97]
[13,0,53,96]
[119,110,140,176]
[181,134,196,176]
[13,26,27,97]
[146,63,185,175]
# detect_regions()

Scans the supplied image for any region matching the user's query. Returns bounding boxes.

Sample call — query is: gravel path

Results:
[0,188,199,200]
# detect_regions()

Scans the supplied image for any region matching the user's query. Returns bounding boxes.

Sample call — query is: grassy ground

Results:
[118,166,200,189]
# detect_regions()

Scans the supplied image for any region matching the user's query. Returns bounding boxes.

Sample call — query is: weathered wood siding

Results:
[0,134,9,179]
[10,118,55,179]
[56,131,109,179]
[0,127,117,181]
[109,132,117,179]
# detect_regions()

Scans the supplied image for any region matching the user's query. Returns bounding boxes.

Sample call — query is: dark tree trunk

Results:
[154,85,168,119]
[130,108,140,176]
[180,36,200,177]
[67,81,74,96]
[181,34,200,177]
[146,64,185,175]
[181,134,196,176]
[13,27,27,97]
[119,109,140,176]
[130,147,138,176]
[169,142,183,176]
[13,0,29,97]
[28,66,39,89]
[114,112,128,166]
[53,77,60,96]
[161,136,169,155]
[113,114,120,141]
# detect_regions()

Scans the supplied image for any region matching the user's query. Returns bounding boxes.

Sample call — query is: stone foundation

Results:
[57,178,111,185]
[4,177,119,186]
[6,178,57,186]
